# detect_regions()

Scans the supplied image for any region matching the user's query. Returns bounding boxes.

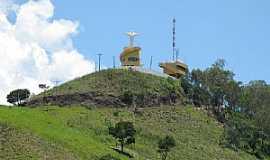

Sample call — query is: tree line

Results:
[181,59,270,159]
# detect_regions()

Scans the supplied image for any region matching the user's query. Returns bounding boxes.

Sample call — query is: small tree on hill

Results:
[6,89,30,106]
[109,121,136,152]
[158,135,176,160]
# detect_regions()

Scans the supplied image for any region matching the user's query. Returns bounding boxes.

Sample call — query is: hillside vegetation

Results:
[4,60,270,159]
[28,69,183,107]
[0,105,256,160]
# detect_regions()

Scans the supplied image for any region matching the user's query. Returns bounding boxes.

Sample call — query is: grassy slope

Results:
[0,105,257,160]
[0,123,75,160]
[40,69,180,98]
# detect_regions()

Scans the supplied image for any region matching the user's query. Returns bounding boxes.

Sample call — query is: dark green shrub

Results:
[99,154,120,160]
[113,111,120,117]
[157,135,176,160]
[120,90,134,105]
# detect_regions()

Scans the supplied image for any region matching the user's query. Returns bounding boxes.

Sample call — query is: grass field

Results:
[0,105,257,160]
[44,69,177,96]
[28,69,184,107]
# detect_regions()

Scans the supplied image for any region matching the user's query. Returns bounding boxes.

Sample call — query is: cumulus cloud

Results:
[0,0,95,104]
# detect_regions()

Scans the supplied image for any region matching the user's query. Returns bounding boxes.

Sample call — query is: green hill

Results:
[0,105,256,160]
[28,69,184,107]
[2,69,265,159]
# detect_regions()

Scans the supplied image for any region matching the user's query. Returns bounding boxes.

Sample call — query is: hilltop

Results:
[28,69,184,107]
[0,105,257,160]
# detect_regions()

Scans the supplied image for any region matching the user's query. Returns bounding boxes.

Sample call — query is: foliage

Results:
[6,89,30,105]
[221,80,270,159]
[224,112,270,159]
[181,59,240,121]
[181,59,270,159]
[0,106,256,160]
[239,80,270,115]
[109,121,136,152]
[157,135,176,160]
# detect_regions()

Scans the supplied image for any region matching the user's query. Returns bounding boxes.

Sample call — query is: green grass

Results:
[31,69,183,104]
[0,105,258,160]
[0,122,75,160]
[45,69,173,96]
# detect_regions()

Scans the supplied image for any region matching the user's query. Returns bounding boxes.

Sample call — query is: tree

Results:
[224,111,270,158]
[157,135,176,160]
[204,59,234,109]
[109,121,136,152]
[224,80,242,111]
[239,80,269,115]
[189,69,211,107]
[6,89,30,106]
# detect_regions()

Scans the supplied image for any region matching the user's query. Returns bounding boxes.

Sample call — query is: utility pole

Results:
[113,56,116,69]
[17,91,20,106]
[149,56,153,70]
[52,80,61,96]
[97,53,103,72]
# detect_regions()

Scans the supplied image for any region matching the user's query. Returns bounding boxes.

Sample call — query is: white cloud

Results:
[0,0,95,104]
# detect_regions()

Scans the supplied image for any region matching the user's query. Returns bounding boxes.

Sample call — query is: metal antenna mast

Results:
[176,48,179,61]
[172,18,176,61]
[97,53,103,72]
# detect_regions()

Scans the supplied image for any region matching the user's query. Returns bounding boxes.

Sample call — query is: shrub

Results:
[99,154,120,160]
[157,135,176,160]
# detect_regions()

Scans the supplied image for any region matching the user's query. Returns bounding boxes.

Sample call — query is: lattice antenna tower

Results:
[172,18,176,61]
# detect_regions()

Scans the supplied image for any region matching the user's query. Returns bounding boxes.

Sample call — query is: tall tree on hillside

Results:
[109,121,136,153]
[6,89,30,106]
[205,59,234,107]
[224,80,242,111]
[182,59,242,121]
[190,69,211,107]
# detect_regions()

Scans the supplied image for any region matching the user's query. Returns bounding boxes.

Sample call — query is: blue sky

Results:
[16,0,270,83]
